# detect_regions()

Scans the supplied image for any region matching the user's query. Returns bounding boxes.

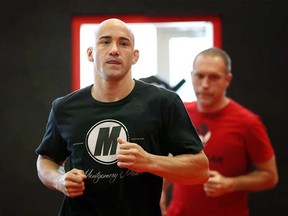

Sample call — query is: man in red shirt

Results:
[161,48,278,216]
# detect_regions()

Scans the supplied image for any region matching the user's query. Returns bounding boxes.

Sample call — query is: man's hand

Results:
[203,170,235,197]
[117,138,150,172]
[57,168,87,198]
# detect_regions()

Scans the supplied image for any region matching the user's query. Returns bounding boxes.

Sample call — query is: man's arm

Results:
[36,155,87,197]
[117,138,210,185]
[204,156,278,197]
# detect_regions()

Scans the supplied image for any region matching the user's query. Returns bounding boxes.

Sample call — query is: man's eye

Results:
[119,42,128,46]
[99,40,110,45]
[209,75,220,81]
[196,74,204,79]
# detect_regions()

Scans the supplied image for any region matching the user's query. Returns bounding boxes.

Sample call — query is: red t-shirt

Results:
[167,99,274,216]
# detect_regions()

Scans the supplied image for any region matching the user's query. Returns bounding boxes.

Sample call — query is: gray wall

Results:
[1,0,287,215]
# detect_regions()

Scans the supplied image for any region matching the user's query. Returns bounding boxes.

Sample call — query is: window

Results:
[72,15,221,102]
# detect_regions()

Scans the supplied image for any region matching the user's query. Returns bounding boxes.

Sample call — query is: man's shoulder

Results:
[52,85,92,108]
[230,99,257,116]
[136,79,177,97]
[184,101,197,110]
[229,99,261,123]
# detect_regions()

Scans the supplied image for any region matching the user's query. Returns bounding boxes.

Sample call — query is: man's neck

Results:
[197,97,230,113]
[91,78,135,102]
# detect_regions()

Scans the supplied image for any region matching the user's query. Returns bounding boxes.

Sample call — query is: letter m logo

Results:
[86,120,129,165]
[94,126,121,156]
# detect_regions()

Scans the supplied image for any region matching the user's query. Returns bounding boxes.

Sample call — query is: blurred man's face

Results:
[192,55,231,109]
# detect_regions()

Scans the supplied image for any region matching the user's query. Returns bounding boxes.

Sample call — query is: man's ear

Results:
[87,47,94,62]
[132,49,140,65]
[226,72,233,88]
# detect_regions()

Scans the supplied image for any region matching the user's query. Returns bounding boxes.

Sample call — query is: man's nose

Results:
[201,76,210,87]
[109,42,120,55]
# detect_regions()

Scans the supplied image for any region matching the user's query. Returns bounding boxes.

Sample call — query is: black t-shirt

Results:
[36,80,203,216]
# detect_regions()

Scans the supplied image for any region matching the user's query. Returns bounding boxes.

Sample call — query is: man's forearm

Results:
[148,151,209,185]
[36,155,65,191]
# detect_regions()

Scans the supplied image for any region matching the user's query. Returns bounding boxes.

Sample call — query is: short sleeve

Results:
[246,116,275,164]
[35,103,70,162]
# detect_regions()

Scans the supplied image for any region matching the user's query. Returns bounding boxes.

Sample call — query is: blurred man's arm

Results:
[204,156,278,197]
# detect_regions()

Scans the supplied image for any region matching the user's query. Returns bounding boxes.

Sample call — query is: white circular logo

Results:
[86,119,129,165]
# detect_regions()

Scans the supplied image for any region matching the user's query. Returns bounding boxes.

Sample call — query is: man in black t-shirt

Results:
[35,18,209,216]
